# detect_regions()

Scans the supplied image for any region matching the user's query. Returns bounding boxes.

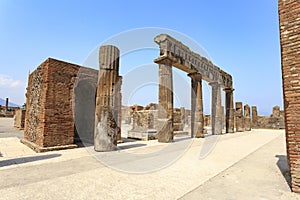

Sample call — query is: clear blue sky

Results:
[0,0,281,115]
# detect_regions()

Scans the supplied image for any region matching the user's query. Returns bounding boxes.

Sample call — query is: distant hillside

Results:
[0,98,21,107]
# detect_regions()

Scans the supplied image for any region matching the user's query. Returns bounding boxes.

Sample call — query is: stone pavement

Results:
[0,118,300,199]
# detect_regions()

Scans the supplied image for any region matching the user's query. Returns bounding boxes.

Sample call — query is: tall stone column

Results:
[235,102,244,132]
[94,45,120,151]
[157,59,173,142]
[189,72,204,138]
[251,106,258,128]
[244,104,251,131]
[5,98,8,111]
[224,88,234,133]
[210,82,222,135]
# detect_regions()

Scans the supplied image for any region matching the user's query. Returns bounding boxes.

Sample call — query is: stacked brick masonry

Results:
[278,0,300,192]
[24,58,98,148]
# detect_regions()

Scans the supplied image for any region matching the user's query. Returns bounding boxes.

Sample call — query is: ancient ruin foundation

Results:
[278,0,300,192]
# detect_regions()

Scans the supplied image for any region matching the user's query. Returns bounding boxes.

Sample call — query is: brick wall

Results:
[278,0,300,192]
[24,58,98,149]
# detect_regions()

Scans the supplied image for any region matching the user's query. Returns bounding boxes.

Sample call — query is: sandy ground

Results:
[0,118,300,200]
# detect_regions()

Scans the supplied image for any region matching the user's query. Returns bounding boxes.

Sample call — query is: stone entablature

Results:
[154,34,232,88]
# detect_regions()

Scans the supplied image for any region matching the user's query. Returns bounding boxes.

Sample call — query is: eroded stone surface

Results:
[94,45,120,151]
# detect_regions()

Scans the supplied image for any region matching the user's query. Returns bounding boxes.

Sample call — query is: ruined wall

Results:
[278,0,300,192]
[24,58,98,150]
[255,106,285,129]
[24,61,48,146]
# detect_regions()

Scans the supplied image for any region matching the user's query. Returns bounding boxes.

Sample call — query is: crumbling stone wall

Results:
[24,58,98,150]
[256,106,285,129]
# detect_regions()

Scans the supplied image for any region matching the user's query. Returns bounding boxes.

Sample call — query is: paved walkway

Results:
[0,118,299,199]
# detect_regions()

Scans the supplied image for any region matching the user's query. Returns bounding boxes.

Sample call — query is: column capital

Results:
[224,87,235,93]
[154,57,173,66]
[188,72,202,80]
[209,82,220,87]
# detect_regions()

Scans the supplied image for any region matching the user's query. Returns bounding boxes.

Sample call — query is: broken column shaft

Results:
[94,45,120,151]
[235,102,244,132]
[244,104,251,131]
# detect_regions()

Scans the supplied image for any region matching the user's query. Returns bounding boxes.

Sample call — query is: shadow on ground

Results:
[276,154,292,190]
[0,154,61,167]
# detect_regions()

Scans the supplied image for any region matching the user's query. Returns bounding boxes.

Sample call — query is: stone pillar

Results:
[251,106,258,128]
[244,104,251,131]
[157,59,173,142]
[94,45,120,151]
[210,82,222,135]
[272,106,280,118]
[235,102,244,132]
[5,97,8,111]
[189,73,204,138]
[224,88,235,133]
[116,76,122,143]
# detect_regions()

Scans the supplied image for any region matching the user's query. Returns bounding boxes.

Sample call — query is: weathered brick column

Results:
[224,88,234,133]
[244,104,251,131]
[251,106,258,128]
[235,102,244,132]
[157,59,174,142]
[210,82,222,135]
[94,45,120,151]
[278,0,300,193]
[189,72,204,138]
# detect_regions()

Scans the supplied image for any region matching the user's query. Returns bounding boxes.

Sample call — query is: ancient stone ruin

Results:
[94,45,121,152]
[14,108,26,130]
[22,58,98,152]
[21,34,285,154]
[154,34,234,141]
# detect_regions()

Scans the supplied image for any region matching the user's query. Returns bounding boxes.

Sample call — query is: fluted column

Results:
[210,82,222,135]
[94,45,120,151]
[188,72,204,138]
[157,59,173,143]
[224,88,234,133]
